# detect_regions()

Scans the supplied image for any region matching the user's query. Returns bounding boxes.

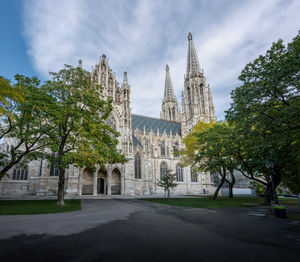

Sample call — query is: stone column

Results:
[107,168,112,195]
[93,170,98,196]
[121,165,126,195]
[120,171,124,196]
[186,167,191,194]
[78,168,83,196]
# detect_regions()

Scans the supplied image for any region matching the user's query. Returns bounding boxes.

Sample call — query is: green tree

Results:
[226,31,300,203]
[0,76,23,116]
[42,65,126,206]
[180,121,237,199]
[157,169,177,199]
[0,75,52,180]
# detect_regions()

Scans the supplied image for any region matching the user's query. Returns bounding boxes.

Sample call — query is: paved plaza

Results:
[0,200,299,261]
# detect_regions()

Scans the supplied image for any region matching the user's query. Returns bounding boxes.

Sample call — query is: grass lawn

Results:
[277,198,299,206]
[143,196,298,208]
[0,200,81,215]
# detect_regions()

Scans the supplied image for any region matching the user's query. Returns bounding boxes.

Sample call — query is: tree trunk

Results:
[0,164,15,180]
[57,168,65,206]
[213,169,226,200]
[263,183,272,205]
[228,185,233,198]
[263,171,281,205]
[167,189,170,200]
[0,151,27,180]
[228,171,235,198]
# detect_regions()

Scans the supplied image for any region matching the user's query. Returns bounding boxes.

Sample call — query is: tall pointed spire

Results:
[122,71,129,88]
[182,32,216,137]
[163,65,176,102]
[160,65,179,122]
[186,33,201,77]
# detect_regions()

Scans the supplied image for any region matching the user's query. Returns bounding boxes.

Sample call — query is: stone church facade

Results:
[0,33,216,197]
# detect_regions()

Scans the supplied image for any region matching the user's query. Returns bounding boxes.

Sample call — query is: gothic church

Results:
[0,33,216,196]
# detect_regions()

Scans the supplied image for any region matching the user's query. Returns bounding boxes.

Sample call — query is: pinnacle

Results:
[163,65,177,102]
[122,71,129,88]
[186,33,201,76]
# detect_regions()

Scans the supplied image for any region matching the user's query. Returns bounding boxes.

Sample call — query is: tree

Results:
[0,76,23,116]
[226,31,300,203]
[180,121,237,199]
[157,169,177,199]
[42,65,126,206]
[0,75,52,180]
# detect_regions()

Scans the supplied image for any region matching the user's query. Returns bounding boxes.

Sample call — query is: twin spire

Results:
[161,32,216,124]
[163,65,176,102]
[186,32,201,77]
[160,65,179,122]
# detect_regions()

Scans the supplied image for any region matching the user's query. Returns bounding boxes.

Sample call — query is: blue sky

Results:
[1,0,300,120]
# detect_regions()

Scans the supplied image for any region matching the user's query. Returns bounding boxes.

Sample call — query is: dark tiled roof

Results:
[132,135,142,147]
[131,114,181,137]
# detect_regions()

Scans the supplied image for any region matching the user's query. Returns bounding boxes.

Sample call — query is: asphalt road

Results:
[0,199,299,262]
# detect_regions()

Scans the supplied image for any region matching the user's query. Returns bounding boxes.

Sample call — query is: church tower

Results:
[160,65,180,122]
[182,33,216,135]
[121,71,133,156]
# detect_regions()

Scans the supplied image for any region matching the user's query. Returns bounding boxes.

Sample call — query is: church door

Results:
[97,178,104,194]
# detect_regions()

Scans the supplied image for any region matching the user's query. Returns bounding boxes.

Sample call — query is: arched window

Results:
[134,153,141,179]
[12,167,28,180]
[160,162,168,180]
[50,152,59,176]
[172,107,176,120]
[191,167,198,182]
[200,84,205,114]
[176,164,183,182]
[108,77,113,97]
[173,142,179,157]
[115,89,120,103]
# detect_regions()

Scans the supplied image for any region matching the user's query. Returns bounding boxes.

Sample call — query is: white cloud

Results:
[23,0,300,120]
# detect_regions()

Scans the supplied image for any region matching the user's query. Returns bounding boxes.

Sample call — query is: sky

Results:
[1,0,299,120]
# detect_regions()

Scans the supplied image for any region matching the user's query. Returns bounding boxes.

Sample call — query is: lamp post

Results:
[266,159,279,206]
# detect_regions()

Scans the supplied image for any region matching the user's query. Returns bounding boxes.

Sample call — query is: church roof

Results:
[132,135,142,148]
[132,114,181,137]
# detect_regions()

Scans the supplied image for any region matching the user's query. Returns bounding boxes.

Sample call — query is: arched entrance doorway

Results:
[111,168,121,195]
[98,178,105,194]
[97,170,107,194]
[82,168,93,195]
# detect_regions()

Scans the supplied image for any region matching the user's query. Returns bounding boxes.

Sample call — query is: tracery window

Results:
[108,77,114,97]
[172,107,176,120]
[191,167,198,182]
[176,164,183,182]
[160,162,168,180]
[134,153,141,179]
[50,152,59,176]
[12,167,28,180]
[173,142,179,156]
[115,89,120,103]
[200,84,205,114]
